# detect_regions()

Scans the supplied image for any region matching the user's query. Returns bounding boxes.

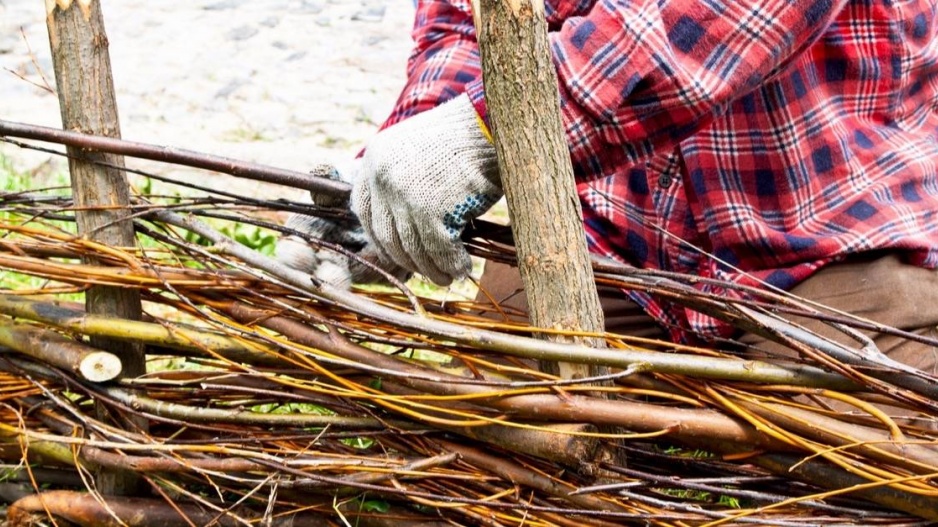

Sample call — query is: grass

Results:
[651,446,746,509]
[655,487,744,509]
[221,125,271,143]
[0,156,77,294]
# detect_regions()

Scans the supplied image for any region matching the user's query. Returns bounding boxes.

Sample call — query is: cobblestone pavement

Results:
[0,0,415,199]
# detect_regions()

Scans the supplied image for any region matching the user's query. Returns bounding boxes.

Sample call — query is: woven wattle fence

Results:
[1,129,938,525]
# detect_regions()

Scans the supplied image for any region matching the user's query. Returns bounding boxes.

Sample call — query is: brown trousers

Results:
[476,253,938,376]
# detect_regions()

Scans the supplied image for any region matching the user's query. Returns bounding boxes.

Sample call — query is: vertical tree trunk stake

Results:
[46,0,146,495]
[475,0,607,380]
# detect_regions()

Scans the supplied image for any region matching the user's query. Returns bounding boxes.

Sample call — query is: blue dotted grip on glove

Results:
[443,193,498,239]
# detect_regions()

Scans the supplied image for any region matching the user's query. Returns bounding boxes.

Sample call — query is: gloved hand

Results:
[350,93,501,286]
[277,166,411,289]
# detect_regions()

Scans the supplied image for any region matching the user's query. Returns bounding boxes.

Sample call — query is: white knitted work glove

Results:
[350,93,501,286]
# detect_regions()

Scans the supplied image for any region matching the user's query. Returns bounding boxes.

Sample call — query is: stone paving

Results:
[0,0,415,199]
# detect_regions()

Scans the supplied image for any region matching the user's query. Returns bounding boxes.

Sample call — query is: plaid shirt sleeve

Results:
[380,0,482,129]
[381,1,599,128]
[390,0,848,176]
[464,0,849,180]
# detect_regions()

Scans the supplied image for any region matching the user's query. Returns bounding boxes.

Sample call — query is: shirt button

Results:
[658,174,673,188]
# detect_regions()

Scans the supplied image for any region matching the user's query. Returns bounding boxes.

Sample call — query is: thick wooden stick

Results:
[0,320,121,382]
[45,0,144,495]
[7,491,264,527]
[476,0,606,381]
[6,490,425,527]
[0,118,348,197]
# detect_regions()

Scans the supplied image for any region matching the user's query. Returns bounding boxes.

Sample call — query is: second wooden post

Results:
[475,0,608,380]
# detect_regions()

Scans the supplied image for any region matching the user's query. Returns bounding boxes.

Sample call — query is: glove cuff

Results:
[475,111,493,144]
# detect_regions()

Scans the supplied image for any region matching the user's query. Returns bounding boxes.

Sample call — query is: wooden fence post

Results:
[46,0,146,495]
[475,0,608,381]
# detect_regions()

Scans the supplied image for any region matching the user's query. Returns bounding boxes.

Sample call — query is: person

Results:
[280,1,938,380]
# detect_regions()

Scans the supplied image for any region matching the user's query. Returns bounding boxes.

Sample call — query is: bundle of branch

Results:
[2,146,938,526]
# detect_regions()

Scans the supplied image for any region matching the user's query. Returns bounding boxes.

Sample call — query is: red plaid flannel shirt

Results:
[380,0,938,343]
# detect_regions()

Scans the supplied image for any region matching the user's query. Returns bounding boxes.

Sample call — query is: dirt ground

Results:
[0,0,415,199]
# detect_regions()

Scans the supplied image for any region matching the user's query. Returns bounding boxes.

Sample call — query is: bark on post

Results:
[46,0,146,495]
[475,0,607,380]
